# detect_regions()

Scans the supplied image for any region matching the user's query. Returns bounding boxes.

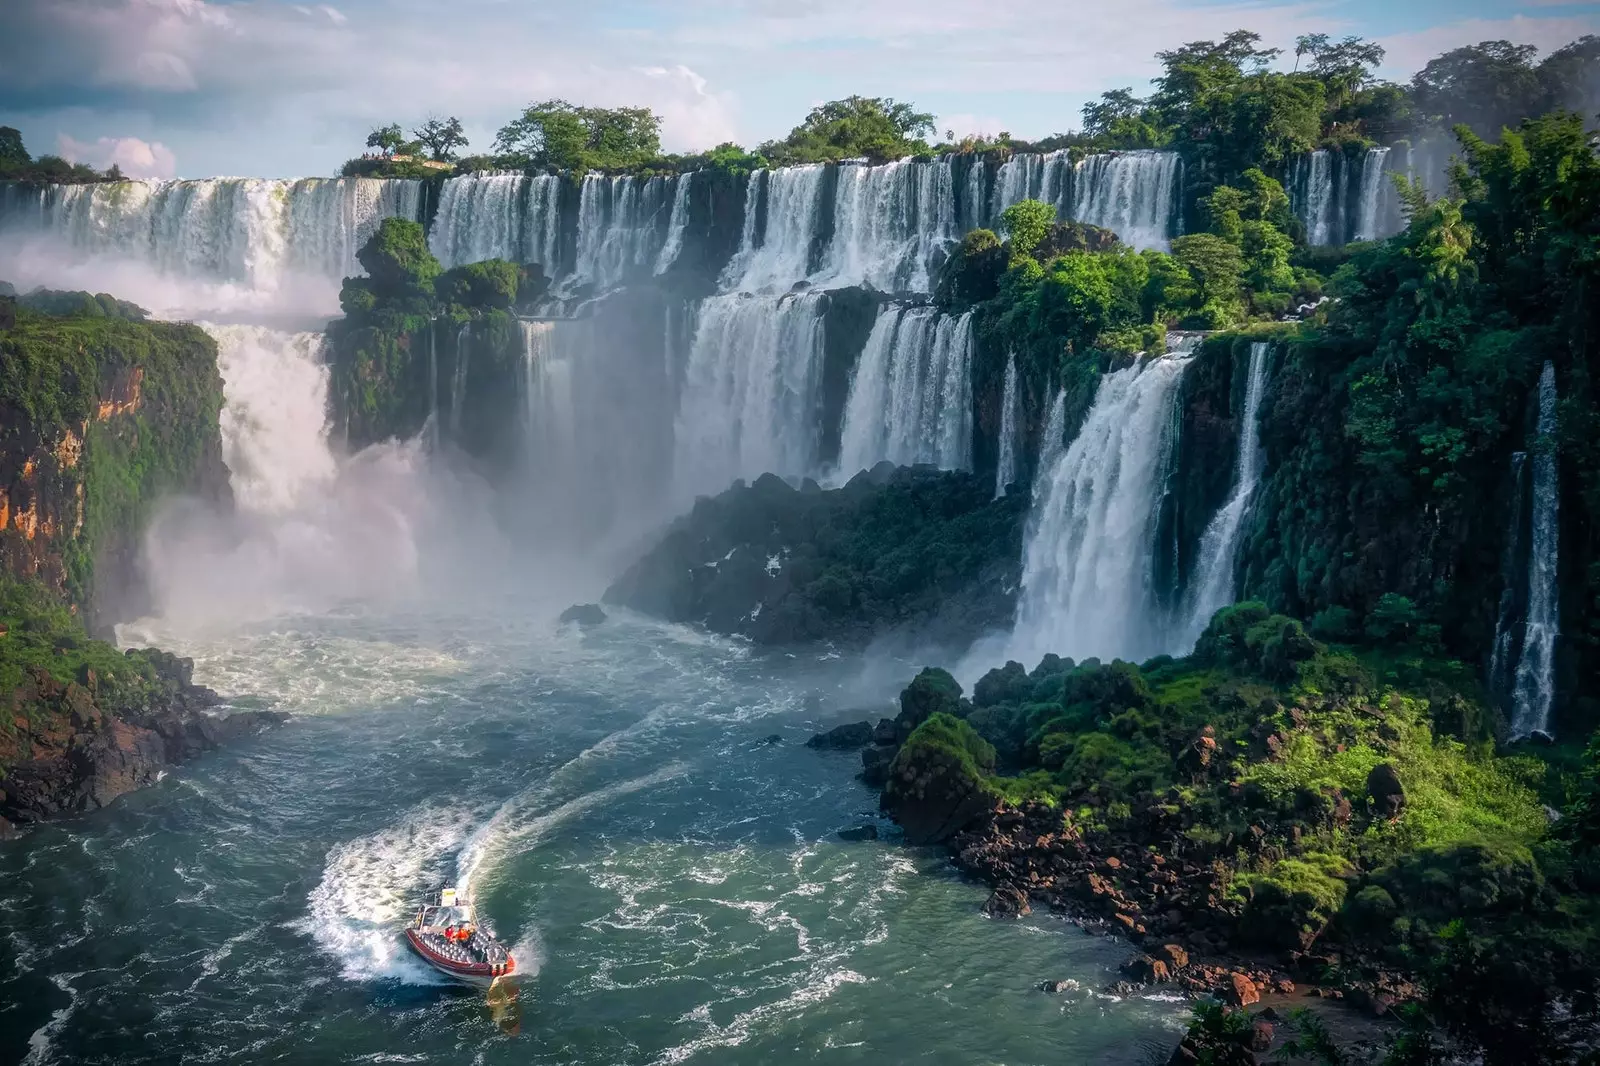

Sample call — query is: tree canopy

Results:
[493,100,661,172]
[412,116,468,162]
[761,95,936,165]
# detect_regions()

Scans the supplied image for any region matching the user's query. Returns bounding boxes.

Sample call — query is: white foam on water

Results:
[299,804,478,985]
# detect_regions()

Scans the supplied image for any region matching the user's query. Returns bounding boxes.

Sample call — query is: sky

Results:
[0,0,1596,180]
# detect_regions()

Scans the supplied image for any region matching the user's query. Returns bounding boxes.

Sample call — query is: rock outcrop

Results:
[0,650,286,827]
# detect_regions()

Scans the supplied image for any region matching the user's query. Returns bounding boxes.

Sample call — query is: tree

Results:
[999,199,1056,259]
[1410,41,1542,136]
[412,116,468,162]
[0,126,28,167]
[493,100,660,171]
[762,95,935,164]
[365,123,405,157]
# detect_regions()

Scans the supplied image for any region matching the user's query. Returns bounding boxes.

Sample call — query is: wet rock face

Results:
[1366,763,1406,818]
[0,659,287,827]
[559,603,607,626]
[806,721,875,749]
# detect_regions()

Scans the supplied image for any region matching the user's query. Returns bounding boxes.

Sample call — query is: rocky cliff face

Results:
[0,650,285,832]
[0,303,231,631]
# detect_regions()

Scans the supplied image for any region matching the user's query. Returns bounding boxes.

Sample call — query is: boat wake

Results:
[299,804,477,985]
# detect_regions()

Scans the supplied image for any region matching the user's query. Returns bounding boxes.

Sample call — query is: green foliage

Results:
[998,199,1056,259]
[13,289,147,321]
[355,218,439,303]
[761,95,935,165]
[0,126,117,185]
[365,123,406,157]
[494,100,661,172]
[901,667,966,727]
[900,711,997,778]
[1235,853,1351,950]
[412,116,468,162]
[437,259,520,310]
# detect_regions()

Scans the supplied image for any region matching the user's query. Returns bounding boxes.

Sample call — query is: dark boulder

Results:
[860,744,897,787]
[559,603,608,626]
[879,713,998,844]
[806,721,875,750]
[837,824,879,842]
[1366,763,1406,818]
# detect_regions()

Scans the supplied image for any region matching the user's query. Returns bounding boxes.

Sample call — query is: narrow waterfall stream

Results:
[1177,341,1271,649]
[1510,361,1561,739]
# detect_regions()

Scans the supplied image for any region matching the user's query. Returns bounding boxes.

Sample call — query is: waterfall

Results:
[1011,353,1194,666]
[1352,148,1392,242]
[1293,148,1397,247]
[202,324,336,515]
[989,150,1073,222]
[720,166,828,292]
[450,323,471,437]
[1490,450,1529,697]
[427,322,440,449]
[836,306,973,477]
[429,173,562,271]
[1071,151,1181,251]
[1293,151,1338,246]
[819,160,958,292]
[1037,389,1067,476]
[520,320,578,475]
[3,177,422,290]
[1510,361,1560,739]
[672,292,827,499]
[1178,341,1271,647]
[572,174,677,289]
[995,353,1020,497]
[654,173,694,275]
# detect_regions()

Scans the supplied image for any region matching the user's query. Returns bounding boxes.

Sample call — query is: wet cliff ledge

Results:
[605,464,1029,649]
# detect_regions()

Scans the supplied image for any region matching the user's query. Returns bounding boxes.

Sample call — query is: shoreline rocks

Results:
[0,653,287,829]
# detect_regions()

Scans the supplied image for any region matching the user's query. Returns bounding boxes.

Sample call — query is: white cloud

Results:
[57,133,178,178]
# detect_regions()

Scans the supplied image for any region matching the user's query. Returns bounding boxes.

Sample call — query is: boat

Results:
[404,887,517,987]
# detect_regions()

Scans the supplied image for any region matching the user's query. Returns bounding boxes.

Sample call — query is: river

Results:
[1,597,1185,1064]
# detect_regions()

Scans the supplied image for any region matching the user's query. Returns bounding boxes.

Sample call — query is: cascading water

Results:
[1352,148,1392,242]
[202,324,337,515]
[1292,148,1396,247]
[835,306,973,477]
[1,178,422,294]
[1178,341,1271,647]
[654,173,694,275]
[1510,361,1561,739]
[1010,353,1194,666]
[429,173,562,271]
[995,353,1020,498]
[720,167,828,292]
[1071,152,1182,251]
[573,174,679,290]
[672,292,827,499]
[520,320,579,476]
[450,323,472,437]
[819,160,958,293]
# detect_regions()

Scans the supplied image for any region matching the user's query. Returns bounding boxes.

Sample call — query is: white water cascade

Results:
[1070,152,1182,251]
[995,353,1020,497]
[836,307,974,477]
[1292,148,1396,247]
[1352,148,1392,242]
[672,292,828,500]
[1010,353,1194,666]
[573,174,679,289]
[146,325,437,626]
[430,173,562,271]
[720,166,828,292]
[1490,450,1529,697]
[1178,341,1271,648]
[1510,361,1561,739]
[204,324,338,515]
[520,320,579,477]
[655,172,694,275]
[819,161,959,292]
[985,150,1181,251]
[0,178,422,301]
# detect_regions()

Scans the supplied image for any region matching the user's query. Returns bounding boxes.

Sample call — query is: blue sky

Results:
[1,0,1596,179]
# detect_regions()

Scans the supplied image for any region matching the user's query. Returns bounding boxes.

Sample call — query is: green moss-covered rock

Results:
[880,712,999,844]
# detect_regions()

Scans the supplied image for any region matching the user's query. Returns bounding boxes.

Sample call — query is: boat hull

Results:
[404,928,516,988]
